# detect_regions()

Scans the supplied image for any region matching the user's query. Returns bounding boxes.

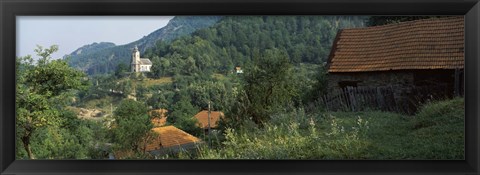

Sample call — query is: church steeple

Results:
[130,45,152,73]
[131,45,141,72]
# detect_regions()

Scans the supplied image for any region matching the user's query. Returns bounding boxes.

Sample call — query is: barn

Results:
[325,16,464,113]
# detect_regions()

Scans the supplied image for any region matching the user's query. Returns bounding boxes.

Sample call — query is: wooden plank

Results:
[348,86,356,112]
[454,68,460,97]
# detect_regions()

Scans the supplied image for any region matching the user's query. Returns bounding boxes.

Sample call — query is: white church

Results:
[131,46,152,72]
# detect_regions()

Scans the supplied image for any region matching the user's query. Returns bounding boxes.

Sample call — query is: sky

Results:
[16,16,174,59]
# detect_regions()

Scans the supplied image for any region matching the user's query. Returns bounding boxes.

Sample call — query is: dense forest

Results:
[144,16,366,75]
[16,16,464,160]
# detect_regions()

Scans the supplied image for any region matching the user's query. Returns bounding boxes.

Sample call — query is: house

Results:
[235,66,243,74]
[194,110,224,133]
[131,46,152,72]
[326,16,464,112]
[111,125,201,159]
[148,109,168,127]
[145,126,202,157]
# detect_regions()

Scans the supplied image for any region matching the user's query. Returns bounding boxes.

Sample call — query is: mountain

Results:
[144,16,368,78]
[67,16,222,75]
[67,42,116,57]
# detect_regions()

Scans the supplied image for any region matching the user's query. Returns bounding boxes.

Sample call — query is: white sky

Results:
[17,16,174,59]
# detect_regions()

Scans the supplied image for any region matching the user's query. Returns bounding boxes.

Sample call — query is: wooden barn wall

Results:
[327,71,414,91]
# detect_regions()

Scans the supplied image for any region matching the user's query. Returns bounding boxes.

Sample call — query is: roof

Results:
[140,58,152,65]
[145,126,201,152]
[327,16,464,73]
[149,109,168,127]
[194,110,224,129]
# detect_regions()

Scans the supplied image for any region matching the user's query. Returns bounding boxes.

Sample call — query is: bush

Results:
[185,98,465,159]
[407,97,464,159]
[197,111,371,159]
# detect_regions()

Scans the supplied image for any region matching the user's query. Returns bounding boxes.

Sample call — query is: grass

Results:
[212,73,227,81]
[141,77,173,87]
[194,98,464,159]
[79,95,123,113]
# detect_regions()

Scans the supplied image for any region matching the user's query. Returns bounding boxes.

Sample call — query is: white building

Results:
[131,46,152,72]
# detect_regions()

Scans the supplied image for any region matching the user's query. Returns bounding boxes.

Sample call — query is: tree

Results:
[366,16,441,26]
[29,110,95,159]
[303,65,329,104]
[115,62,129,78]
[16,45,89,159]
[149,56,162,78]
[168,91,201,135]
[240,48,297,125]
[111,99,153,155]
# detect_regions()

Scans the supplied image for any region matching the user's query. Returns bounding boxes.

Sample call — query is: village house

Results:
[145,126,202,157]
[194,110,224,134]
[325,16,464,113]
[131,46,152,72]
[235,66,243,74]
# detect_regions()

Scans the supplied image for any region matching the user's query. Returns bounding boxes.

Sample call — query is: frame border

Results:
[1,0,479,174]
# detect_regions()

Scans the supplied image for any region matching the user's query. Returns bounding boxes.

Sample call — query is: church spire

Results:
[133,45,139,52]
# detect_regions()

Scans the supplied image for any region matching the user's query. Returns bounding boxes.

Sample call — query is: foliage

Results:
[16,45,90,159]
[111,99,153,154]
[239,48,297,124]
[198,111,371,159]
[196,98,464,159]
[143,16,365,78]
[366,16,443,26]
[115,62,130,78]
[29,111,97,159]
[168,92,202,135]
[408,97,464,159]
[68,16,222,75]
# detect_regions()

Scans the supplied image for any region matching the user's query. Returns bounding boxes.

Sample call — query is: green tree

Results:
[29,111,95,159]
[301,65,328,105]
[16,45,89,159]
[168,91,201,135]
[240,48,297,125]
[366,16,441,26]
[111,99,153,155]
[149,56,162,78]
[115,62,129,78]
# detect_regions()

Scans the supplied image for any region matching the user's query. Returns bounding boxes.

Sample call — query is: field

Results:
[191,98,464,159]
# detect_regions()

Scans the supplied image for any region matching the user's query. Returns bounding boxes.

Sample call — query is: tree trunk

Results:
[22,135,35,159]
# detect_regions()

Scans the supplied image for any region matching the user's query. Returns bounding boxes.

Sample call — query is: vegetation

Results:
[111,99,153,155]
[366,16,445,26]
[196,98,464,159]
[16,45,91,159]
[16,16,464,160]
[68,16,222,75]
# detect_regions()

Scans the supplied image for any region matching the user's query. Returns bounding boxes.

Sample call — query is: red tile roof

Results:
[194,110,224,129]
[328,16,464,73]
[145,126,201,152]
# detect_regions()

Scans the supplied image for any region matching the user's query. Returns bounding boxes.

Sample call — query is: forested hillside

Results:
[144,16,366,77]
[67,16,222,75]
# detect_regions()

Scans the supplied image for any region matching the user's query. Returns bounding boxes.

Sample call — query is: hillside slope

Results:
[67,16,222,75]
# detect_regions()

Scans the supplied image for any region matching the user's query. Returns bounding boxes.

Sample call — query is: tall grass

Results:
[189,98,464,159]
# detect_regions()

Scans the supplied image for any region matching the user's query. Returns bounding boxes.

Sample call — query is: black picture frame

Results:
[1,0,479,174]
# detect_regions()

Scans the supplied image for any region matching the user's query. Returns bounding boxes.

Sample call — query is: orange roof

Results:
[328,16,464,73]
[149,109,168,127]
[194,110,224,129]
[145,126,201,152]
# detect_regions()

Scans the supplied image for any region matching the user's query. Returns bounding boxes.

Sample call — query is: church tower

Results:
[131,46,140,72]
[130,45,152,72]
